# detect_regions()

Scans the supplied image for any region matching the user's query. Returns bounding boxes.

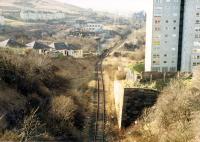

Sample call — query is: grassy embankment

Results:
[0,48,97,141]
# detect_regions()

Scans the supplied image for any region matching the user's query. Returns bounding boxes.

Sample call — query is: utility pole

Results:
[95,37,101,55]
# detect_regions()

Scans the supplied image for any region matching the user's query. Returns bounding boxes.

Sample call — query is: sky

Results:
[55,0,147,16]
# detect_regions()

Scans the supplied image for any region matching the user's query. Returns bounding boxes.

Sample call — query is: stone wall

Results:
[122,88,158,128]
[114,81,158,129]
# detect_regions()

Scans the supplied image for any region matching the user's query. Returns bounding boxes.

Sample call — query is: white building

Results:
[0,16,5,25]
[49,42,83,58]
[181,0,200,72]
[26,41,50,54]
[84,23,103,33]
[20,10,65,21]
[145,0,181,72]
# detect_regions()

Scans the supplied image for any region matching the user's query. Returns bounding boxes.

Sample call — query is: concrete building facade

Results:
[181,0,200,72]
[145,0,200,72]
[145,0,181,72]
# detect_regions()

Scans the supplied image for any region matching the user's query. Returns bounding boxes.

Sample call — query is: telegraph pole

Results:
[95,37,101,55]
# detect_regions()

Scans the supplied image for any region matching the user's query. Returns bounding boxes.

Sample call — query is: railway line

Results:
[92,38,128,142]
[93,58,106,142]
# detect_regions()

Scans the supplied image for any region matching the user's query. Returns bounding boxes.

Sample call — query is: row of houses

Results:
[20,10,65,21]
[0,39,83,58]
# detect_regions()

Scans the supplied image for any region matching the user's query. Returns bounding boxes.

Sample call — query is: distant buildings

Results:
[145,0,200,72]
[0,16,4,26]
[84,23,103,33]
[26,41,50,54]
[0,39,83,58]
[0,39,23,48]
[20,10,65,21]
[74,19,104,33]
[49,42,83,58]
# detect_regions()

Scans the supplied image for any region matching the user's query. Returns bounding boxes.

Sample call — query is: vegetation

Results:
[131,62,144,73]
[0,48,97,141]
[122,70,200,142]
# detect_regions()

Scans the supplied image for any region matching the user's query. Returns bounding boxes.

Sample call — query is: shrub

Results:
[139,79,200,142]
[20,108,44,142]
[115,70,126,80]
[50,96,77,122]
[132,63,144,73]
[0,49,68,96]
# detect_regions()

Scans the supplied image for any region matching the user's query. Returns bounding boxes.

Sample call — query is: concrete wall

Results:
[114,80,158,129]
[114,80,124,129]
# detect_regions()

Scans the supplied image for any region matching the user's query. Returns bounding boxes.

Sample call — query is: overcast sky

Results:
[55,0,147,16]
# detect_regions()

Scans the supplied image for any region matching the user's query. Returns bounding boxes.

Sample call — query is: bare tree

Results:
[19,108,44,142]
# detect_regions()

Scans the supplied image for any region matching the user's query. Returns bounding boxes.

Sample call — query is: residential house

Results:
[67,44,83,58]
[0,39,23,48]
[26,41,50,54]
[49,42,69,56]
[49,42,83,58]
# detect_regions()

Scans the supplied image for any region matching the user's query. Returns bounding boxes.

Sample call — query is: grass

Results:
[131,62,144,74]
[122,75,200,142]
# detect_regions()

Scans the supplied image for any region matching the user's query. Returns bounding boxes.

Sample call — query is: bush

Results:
[115,70,126,80]
[139,79,200,142]
[0,49,68,96]
[50,96,78,123]
[132,63,144,73]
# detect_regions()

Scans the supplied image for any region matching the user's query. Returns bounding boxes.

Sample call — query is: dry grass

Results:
[115,70,126,80]
[65,37,98,52]
[50,96,78,122]
[122,78,200,142]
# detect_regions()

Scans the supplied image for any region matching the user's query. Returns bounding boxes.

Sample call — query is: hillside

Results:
[0,0,84,13]
[0,49,97,141]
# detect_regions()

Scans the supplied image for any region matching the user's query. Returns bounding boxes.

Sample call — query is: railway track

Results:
[93,38,128,142]
[93,60,106,142]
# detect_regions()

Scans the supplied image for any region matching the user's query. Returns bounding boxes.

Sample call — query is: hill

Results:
[0,0,84,14]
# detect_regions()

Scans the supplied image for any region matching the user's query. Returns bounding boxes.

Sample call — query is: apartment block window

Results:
[164,61,167,63]
[196,20,200,24]
[192,55,200,59]
[173,27,176,30]
[153,60,160,65]
[164,54,167,57]
[165,34,168,37]
[193,62,197,66]
[153,54,160,58]
[197,12,200,17]
[195,27,200,32]
[155,0,162,3]
[195,34,200,38]
[173,20,176,23]
[152,67,160,72]
[162,67,168,72]
[170,67,176,72]
[172,34,177,37]
[165,20,169,23]
[155,27,161,31]
[155,20,161,24]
